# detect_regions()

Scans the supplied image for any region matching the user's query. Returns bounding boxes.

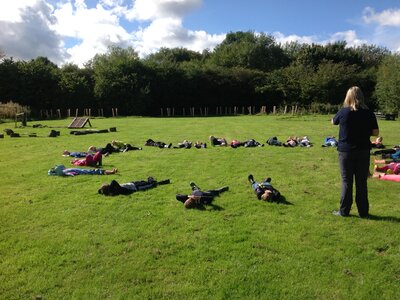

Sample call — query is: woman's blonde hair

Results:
[343,86,368,111]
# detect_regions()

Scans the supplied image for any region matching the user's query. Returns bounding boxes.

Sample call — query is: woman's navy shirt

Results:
[332,107,379,152]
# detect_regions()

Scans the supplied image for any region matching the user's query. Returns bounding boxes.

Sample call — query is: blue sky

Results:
[1,0,399,66]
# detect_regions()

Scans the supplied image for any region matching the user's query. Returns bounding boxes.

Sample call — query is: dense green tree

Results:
[18,57,60,111]
[257,60,360,107]
[146,63,186,109]
[375,54,400,114]
[209,31,289,71]
[0,34,396,117]
[293,42,361,69]
[312,61,359,104]
[354,44,389,68]
[91,46,152,115]
[144,47,203,65]
[58,63,94,109]
[0,58,22,103]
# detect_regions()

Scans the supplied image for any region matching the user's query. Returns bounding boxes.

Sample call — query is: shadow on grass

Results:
[277,196,293,205]
[364,214,400,223]
[195,203,225,211]
[345,214,400,222]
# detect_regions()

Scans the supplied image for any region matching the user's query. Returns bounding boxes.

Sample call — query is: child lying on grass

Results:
[98,177,170,196]
[372,162,400,182]
[71,151,103,167]
[248,174,282,202]
[48,165,117,176]
[176,182,229,208]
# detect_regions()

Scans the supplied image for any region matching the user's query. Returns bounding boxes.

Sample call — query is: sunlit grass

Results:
[0,115,399,299]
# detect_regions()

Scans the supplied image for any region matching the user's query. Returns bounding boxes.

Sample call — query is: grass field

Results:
[0,115,399,299]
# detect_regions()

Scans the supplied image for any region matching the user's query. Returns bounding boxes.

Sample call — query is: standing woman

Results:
[332,86,379,218]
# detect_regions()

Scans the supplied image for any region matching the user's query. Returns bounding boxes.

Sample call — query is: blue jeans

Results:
[65,168,104,175]
[252,181,271,191]
[338,150,370,217]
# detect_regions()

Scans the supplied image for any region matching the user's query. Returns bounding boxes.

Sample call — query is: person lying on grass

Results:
[248,174,282,202]
[86,144,119,156]
[111,140,142,152]
[98,177,170,196]
[230,139,264,148]
[266,136,283,146]
[87,142,141,157]
[374,161,400,175]
[372,166,400,182]
[283,136,299,147]
[145,138,172,148]
[209,135,228,146]
[176,182,229,208]
[298,136,313,147]
[373,146,400,163]
[63,150,88,158]
[322,136,338,147]
[48,165,117,176]
[371,136,384,149]
[173,140,192,149]
[194,141,207,148]
[71,151,103,167]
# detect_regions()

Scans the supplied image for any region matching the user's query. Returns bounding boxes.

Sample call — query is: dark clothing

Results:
[338,150,370,217]
[332,108,378,152]
[145,139,171,148]
[174,141,192,149]
[98,143,119,154]
[333,107,378,217]
[267,137,282,146]
[100,178,170,196]
[250,177,281,202]
[176,183,228,205]
[123,144,142,151]
[373,148,400,161]
[373,148,397,156]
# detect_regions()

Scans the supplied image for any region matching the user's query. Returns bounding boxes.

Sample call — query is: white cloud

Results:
[0,0,38,22]
[273,30,370,50]
[273,32,317,45]
[51,1,132,65]
[125,0,202,21]
[361,7,400,53]
[0,0,68,64]
[127,0,223,57]
[363,7,400,27]
[1,2,399,66]
[328,30,368,47]
[132,17,224,56]
[0,0,221,66]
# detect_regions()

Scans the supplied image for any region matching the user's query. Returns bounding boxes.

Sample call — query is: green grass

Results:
[1,115,399,299]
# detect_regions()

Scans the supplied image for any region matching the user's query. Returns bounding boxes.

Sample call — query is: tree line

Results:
[0,31,399,117]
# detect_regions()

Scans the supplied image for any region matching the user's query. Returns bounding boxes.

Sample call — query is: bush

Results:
[309,102,341,114]
[0,101,31,120]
